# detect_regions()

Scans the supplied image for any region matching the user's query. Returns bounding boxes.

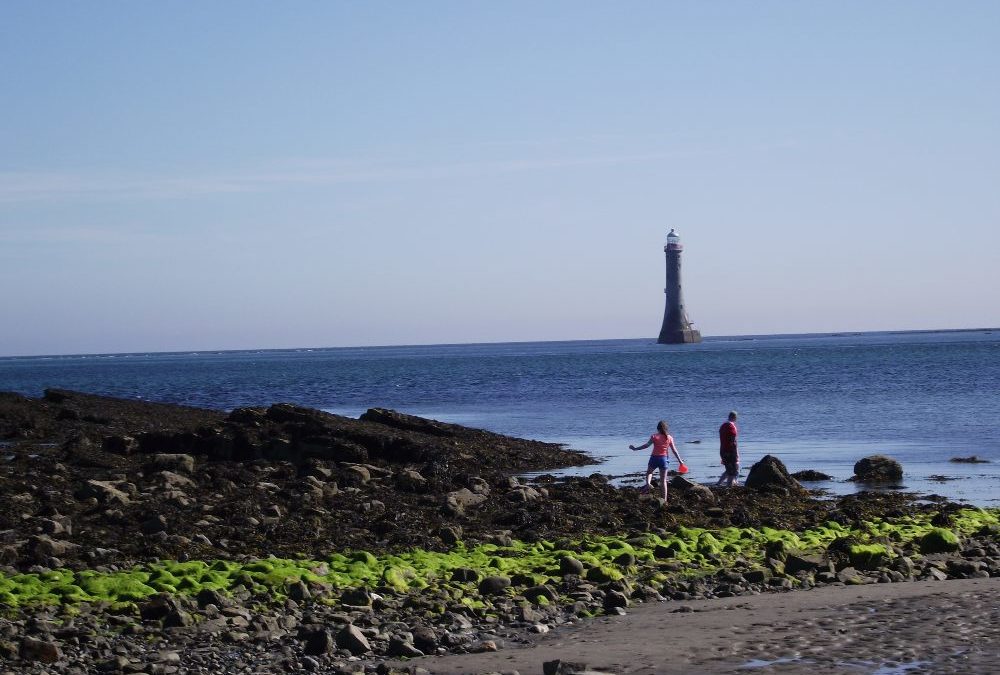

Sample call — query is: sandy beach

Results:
[411,576,1000,674]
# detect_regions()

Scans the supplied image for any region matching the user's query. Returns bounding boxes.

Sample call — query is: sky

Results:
[1,1,998,356]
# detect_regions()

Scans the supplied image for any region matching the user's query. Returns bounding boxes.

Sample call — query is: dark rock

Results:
[387,635,423,657]
[743,568,771,584]
[438,526,463,546]
[29,534,79,559]
[411,625,438,653]
[852,455,903,482]
[523,584,558,603]
[196,588,228,609]
[335,624,371,655]
[791,470,833,481]
[288,580,312,601]
[140,594,180,622]
[745,455,803,491]
[360,408,457,438]
[603,589,629,609]
[20,636,62,663]
[836,567,859,583]
[559,556,585,576]
[99,655,130,671]
[613,552,636,567]
[137,431,199,456]
[102,435,136,455]
[163,608,192,628]
[544,660,591,675]
[303,629,335,656]
[74,479,130,505]
[141,515,168,534]
[450,567,479,582]
[478,575,512,596]
[949,456,989,463]
[946,559,983,577]
[56,407,80,421]
[784,553,826,575]
[144,453,195,474]
[340,587,372,607]
[668,475,716,501]
[395,468,428,492]
[926,567,948,581]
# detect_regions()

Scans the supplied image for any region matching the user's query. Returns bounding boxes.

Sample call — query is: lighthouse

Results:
[657,228,702,344]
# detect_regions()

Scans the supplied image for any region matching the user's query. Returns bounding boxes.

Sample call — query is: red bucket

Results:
[678,462,689,475]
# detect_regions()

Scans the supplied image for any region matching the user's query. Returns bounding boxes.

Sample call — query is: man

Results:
[717,411,740,487]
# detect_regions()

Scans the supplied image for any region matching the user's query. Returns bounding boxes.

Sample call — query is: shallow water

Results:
[1,329,998,505]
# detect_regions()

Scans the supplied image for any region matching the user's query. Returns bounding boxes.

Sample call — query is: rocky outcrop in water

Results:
[744,454,804,492]
[852,455,904,482]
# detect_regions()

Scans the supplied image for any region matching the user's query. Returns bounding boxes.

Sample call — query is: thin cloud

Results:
[0,148,718,204]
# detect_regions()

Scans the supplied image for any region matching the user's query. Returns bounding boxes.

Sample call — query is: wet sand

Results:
[409,576,1000,674]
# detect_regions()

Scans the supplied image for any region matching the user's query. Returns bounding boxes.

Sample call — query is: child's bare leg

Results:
[717,470,727,486]
[644,468,654,489]
[659,468,668,500]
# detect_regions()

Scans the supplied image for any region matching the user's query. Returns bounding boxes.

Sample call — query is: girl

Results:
[630,420,685,501]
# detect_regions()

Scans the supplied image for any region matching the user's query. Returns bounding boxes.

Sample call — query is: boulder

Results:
[523,584,559,603]
[74,480,130,505]
[335,624,371,655]
[145,454,196,474]
[412,625,438,653]
[445,488,487,514]
[668,476,716,502]
[784,553,827,575]
[102,435,137,455]
[544,661,592,675]
[395,468,428,492]
[154,470,195,489]
[559,556,585,576]
[20,637,62,663]
[438,525,463,545]
[387,636,424,657]
[478,575,512,596]
[450,567,479,582]
[852,455,903,482]
[343,465,371,485]
[745,455,803,491]
[340,587,372,607]
[29,535,80,559]
[920,527,961,554]
[302,629,334,656]
[603,589,629,609]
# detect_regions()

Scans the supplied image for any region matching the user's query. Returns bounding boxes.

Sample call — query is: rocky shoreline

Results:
[1,390,998,674]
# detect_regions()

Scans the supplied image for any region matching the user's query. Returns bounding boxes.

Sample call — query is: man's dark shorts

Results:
[721,451,739,476]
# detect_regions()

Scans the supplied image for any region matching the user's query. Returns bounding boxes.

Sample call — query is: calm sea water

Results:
[2,330,998,505]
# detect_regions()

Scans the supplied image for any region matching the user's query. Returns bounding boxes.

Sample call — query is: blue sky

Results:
[1,1,998,356]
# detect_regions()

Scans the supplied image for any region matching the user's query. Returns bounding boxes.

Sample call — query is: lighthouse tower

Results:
[657,228,702,344]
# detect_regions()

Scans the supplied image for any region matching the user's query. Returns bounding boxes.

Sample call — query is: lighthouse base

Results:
[657,328,702,345]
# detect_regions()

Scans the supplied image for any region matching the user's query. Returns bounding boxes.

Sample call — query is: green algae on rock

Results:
[2,507,997,611]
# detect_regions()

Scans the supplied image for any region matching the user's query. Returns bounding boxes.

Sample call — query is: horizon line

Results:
[1,326,996,360]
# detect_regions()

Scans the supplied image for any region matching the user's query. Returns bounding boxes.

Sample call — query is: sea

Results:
[2,329,998,506]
